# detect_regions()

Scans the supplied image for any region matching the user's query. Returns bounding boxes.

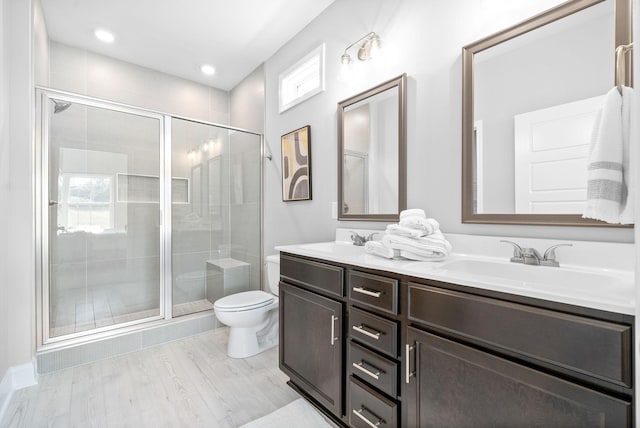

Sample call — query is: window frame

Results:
[278,44,326,113]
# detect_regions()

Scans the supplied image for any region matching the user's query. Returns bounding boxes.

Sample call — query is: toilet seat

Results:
[214,290,275,312]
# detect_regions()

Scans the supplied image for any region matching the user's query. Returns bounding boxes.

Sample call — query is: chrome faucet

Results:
[540,243,573,267]
[350,231,379,246]
[500,240,572,267]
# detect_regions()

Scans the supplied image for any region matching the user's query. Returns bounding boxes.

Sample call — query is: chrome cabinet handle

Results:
[353,287,383,298]
[352,324,381,340]
[405,343,416,384]
[352,361,382,380]
[353,407,385,428]
[330,315,339,345]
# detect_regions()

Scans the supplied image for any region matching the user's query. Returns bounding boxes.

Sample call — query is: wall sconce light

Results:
[341,32,382,79]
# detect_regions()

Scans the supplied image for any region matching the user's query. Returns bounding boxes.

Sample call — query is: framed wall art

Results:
[281,125,312,201]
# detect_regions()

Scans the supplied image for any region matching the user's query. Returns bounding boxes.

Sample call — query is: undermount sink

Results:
[434,259,633,300]
[297,241,365,257]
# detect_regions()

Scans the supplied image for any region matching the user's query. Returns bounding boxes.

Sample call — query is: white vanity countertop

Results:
[276,232,635,316]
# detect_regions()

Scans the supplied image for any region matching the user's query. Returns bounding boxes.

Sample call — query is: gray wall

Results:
[49,42,229,124]
[1,0,34,378]
[263,0,633,256]
[0,0,9,386]
[230,64,265,133]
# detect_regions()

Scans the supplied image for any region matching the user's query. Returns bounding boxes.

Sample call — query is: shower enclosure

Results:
[35,88,262,347]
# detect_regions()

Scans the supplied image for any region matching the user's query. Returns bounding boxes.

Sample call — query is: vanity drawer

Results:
[350,307,398,357]
[349,376,398,428]
[349,270,398,315]
[408,283,632,387]
[349,340,398,398]
[280,254,344,298]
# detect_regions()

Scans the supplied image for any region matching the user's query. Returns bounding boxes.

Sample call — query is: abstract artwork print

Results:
[281,125,312,201]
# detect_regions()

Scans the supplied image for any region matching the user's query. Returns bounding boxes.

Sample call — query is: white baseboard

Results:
[0,361,37,423]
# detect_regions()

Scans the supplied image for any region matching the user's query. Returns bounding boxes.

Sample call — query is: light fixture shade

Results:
[369,35,382,59]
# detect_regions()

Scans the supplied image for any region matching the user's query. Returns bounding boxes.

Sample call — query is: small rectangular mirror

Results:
[338,74,407,221]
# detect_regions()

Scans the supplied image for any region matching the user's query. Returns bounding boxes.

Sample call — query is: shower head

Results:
[51,99,72,114]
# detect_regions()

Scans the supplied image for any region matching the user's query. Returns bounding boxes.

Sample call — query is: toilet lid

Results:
[214,290,275,311]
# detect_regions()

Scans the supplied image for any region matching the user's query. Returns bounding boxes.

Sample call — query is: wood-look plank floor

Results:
[1,328,302,428]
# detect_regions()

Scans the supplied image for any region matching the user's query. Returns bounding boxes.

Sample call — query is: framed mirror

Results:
[462,0,632,226]
[338,74,407,221]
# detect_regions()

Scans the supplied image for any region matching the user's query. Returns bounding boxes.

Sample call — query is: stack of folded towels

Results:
[364,209,452,261]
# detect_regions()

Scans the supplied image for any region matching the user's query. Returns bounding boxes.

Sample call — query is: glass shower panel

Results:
[47,98,163,338]
[171,119,261,317]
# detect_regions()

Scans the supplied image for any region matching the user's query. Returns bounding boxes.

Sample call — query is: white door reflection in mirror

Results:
[514,96,604,214]
[472,0,614,215]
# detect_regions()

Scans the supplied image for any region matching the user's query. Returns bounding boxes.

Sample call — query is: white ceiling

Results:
[40,0,336,90]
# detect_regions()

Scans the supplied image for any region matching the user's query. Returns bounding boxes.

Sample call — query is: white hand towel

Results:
[382,230,452,259]
[385,223,427,238]
[619,86,634,224]
[364,240,401,259]
[398,217,440,235]
[399,209,426,221]
[583,86,633,224]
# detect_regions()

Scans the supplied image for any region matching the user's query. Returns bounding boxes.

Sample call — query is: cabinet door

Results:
[280,282,343,417]
[406,327,630,428]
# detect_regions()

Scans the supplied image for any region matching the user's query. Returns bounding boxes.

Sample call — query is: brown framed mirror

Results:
[462,0,633,226]
[338,74,407,221]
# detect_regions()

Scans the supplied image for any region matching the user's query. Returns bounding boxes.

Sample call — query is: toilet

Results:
[213,254,280,358]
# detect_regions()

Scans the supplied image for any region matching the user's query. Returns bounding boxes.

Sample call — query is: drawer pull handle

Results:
[405,343,416,384]
[352,324,382,340]
[353,287,383,298]
[353,406,385,428]
[330,315,339,345]
[352,361,382,380]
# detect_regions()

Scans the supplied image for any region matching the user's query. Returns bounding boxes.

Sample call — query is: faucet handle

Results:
[542,243,573,267]
[500,240,524,263]
[350,231,366,246]
[366,232,380,241]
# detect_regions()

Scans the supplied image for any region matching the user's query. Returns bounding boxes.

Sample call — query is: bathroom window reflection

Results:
[59,173,114,232]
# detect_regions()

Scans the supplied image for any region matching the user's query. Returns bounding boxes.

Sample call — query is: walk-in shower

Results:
[35,88,262,348]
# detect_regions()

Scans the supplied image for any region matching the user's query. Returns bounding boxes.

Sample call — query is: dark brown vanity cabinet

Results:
[347,270,401,428]
[279,255,346,419]
[279,253,634,427]
[405,282,633,428]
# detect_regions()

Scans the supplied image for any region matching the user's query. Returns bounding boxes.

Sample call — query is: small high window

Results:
[279,44,325,113]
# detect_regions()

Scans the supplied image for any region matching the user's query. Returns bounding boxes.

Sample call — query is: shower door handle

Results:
[49,200,58,207]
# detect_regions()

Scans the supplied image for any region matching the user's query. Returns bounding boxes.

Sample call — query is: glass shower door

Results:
[45,94,164,340]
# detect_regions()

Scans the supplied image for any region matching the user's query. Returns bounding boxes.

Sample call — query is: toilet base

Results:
[226,311,278,358]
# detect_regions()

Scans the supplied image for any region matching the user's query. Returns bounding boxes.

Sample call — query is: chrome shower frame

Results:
[35,87,264,351]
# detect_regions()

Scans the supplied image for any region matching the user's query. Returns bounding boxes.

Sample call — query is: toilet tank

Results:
[265,254,280,295]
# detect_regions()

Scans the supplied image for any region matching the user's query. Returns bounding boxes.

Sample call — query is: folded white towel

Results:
[398,217,439,235]
[399,209,426,221]
[385,224,427,238]
[382,230,452,260]
[583,86,634,224]
[364,240,401,259]
[400,250,447,262]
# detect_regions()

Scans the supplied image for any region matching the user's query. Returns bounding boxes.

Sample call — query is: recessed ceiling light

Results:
[94,29,115,43]
[201,64,216,76]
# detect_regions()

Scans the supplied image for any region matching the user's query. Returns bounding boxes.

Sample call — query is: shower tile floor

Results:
[50,291,214,338]
[1,327,299,427]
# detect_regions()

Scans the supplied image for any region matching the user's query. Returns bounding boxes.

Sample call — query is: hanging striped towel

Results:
[583,87,633,224]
